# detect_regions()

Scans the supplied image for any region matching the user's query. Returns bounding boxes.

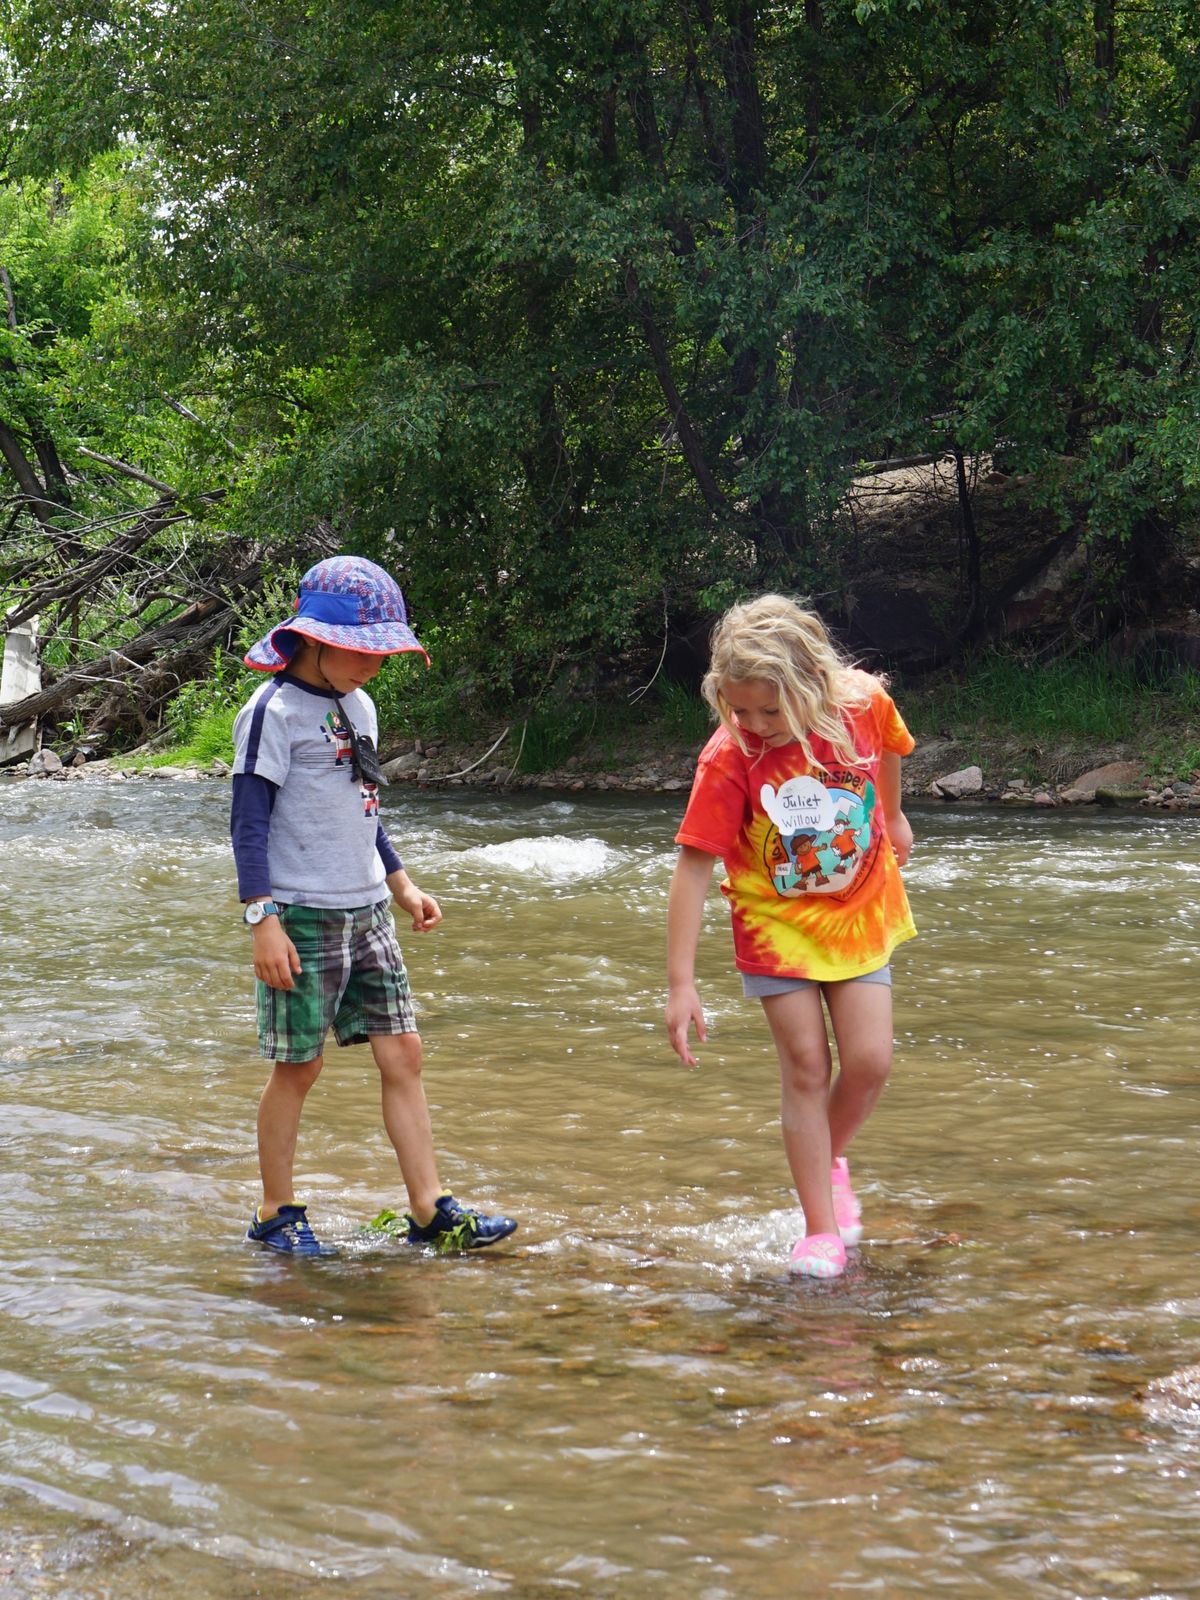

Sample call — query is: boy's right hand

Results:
[665,982,707,1067]
[252,918,303,990]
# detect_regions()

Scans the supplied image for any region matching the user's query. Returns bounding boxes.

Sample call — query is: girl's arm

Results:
[879,751,913,866]
[665,844,718,1066]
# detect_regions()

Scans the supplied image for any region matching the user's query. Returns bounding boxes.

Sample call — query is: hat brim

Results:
[244,619,430,672]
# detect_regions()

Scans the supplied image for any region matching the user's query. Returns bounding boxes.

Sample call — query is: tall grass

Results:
[514,700,630,773]
[905,648,1200,744]
[655,678,713,744]
[145,703,241,767]
[152,640,1200,778]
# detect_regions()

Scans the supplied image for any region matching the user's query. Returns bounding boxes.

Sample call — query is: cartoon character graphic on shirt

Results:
[321,709,354,767]
[760,773,875,897]
[829,799,867,876]
[792,831,831,889]
[319,707,380,817]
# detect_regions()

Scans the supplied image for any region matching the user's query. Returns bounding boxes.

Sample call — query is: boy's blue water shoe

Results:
[365,1194,518,1252]
[247,1203,337,1257]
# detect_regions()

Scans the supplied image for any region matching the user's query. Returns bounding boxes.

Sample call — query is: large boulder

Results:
[382,750,423,780]
[930,764,983,800]
[1059,761,1143,804]
[999,536,1086,636]
[28,748,63,778]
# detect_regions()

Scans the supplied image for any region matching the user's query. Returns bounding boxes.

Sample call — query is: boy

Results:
[230,555,517,1256]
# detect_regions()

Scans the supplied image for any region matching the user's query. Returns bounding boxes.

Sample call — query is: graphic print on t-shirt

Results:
[320,707,380,818]
[760,770,876,898]
[321,708,354,767]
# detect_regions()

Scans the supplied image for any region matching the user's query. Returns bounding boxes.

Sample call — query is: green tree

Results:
[6,0,1200,710]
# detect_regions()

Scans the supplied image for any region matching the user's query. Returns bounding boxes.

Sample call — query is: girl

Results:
[665,595,915,1279]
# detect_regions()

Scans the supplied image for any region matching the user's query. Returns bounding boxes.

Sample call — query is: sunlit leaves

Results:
[6,0,1200,689]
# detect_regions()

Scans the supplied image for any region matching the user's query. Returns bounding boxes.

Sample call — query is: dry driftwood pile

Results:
[0,450,333,753]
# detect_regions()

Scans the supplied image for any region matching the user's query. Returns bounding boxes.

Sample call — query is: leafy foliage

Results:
[5,0,1200,733]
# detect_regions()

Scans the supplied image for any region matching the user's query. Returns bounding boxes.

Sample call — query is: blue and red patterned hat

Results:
[244,555,429,671]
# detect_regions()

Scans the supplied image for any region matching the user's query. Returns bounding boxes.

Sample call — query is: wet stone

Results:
[1142,1363,1200,1410]
[27,749,63,778]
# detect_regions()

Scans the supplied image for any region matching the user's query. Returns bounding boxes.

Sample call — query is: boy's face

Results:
[293,641,385,695]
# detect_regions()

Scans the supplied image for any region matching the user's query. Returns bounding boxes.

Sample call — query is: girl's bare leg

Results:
[370,1032,443,1223]
[823,981,894,1160]
[257,1054,324,1216]
[761,988,838,1238]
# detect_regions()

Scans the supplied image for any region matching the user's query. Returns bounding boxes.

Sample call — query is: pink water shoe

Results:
[831,1156,863,1246]
[789,1232,847,1279]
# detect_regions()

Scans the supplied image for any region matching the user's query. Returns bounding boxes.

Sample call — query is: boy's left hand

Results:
[394,884,442,932]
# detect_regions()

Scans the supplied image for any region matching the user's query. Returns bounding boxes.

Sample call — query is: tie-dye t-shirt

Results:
[675,679,917,982]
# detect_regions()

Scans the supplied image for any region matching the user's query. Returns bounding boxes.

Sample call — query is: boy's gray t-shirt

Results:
[232,674,389,909]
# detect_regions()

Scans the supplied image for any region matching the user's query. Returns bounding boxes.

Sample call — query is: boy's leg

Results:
[761,987,838,1240]
[253,904,340,1222]
[370,1032,444,1224]
[348,904,515,1247]
[823,980,894,1159]
[256,1054,325,1218]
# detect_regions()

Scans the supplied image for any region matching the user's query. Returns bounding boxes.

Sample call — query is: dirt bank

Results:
[10,717,1198,813]
[367,724,1196,811]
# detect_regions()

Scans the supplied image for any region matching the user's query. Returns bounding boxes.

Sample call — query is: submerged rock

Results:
[1140,1364,1200,1419]
[1094,784,1147,806]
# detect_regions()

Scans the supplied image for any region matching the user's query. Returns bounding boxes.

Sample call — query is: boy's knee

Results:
[374,1032,423,1078]
[277,1054,324,1093]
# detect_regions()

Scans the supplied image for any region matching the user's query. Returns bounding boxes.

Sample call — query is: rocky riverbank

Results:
[8,728,1199,812]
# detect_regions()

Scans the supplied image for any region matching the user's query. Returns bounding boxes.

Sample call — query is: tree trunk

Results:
[954,445,984,642]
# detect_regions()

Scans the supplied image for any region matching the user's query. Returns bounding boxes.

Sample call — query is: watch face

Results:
[246,902,265,924]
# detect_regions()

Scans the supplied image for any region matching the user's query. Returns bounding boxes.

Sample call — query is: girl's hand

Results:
[252,918,302,990]
[888,810,913,867]
[666,982,707,1067]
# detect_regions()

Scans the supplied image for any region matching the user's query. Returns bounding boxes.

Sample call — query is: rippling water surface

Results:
[0,776,1198,1598]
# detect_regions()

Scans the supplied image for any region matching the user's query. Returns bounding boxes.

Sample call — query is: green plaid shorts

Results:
[256,900,417,1062]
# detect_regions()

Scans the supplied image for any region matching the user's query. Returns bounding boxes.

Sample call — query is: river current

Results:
[0,776,1197,1597]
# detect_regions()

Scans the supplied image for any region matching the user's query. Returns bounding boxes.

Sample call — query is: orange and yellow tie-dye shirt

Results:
[675,680,917,982]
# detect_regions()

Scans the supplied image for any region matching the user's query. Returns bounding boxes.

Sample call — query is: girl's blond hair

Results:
[701,594,874,769]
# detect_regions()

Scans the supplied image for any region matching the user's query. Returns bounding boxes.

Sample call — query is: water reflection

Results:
[0,778,1197,1597]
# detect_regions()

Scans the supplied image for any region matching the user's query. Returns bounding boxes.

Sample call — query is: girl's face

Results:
[720,677,790,746]
[293,641,385,695]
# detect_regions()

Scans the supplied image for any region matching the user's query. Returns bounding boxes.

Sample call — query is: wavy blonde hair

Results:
[701,594,875,768]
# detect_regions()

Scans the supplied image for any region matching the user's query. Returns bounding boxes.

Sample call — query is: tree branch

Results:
[3,491,225,630]
[0,419,63,531]
[76,446,178,495]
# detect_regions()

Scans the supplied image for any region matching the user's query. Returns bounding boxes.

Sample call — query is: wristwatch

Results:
[243,899,280,927]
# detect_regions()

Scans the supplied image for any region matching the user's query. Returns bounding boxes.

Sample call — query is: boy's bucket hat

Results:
[244,555,429,671]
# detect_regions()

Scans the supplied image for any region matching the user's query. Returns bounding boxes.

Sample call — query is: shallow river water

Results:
[0,776,1198,1599]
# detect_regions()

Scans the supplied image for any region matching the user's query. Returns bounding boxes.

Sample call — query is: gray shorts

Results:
[741,964,892,999]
